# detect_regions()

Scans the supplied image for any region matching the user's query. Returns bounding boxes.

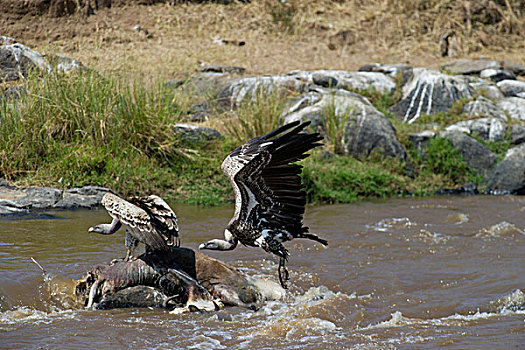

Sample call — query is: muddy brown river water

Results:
[1,195,524,349]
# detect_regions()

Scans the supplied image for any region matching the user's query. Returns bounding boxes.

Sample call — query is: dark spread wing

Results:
[130,195,180,247]
[101,193,168,250]
[222,121,323,237]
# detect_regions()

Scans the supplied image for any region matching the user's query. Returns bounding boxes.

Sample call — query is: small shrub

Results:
[323,96,353,155]
[412,136,479,185]
[222,89,288,144]
[266,0,297,34]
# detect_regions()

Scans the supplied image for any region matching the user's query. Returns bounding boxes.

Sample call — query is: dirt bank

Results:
[2,1,523,77]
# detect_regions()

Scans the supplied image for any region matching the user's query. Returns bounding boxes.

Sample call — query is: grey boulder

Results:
[391,69,476,123]
[479,68,516,83]
[496,80,525,98]
[461,96,507,120]
[497,97,525,121]
[446,117,507,142]
[172,124,223,144]
[485,143,525,194]
[441,59,501,75]
[288,70,396,95]
[439,130,497,176]
[0,183,112,213]
[281,89,407,160]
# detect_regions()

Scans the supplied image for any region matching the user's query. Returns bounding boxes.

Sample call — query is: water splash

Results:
[361,290,525,332]
[475,221,524,238]
[367,217,417,232]
[490,289,525,312]
[0,306,76,328]
[419,229,451,244]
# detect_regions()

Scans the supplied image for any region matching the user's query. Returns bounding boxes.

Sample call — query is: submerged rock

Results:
[435,182,479,195]
[485,143,525,194]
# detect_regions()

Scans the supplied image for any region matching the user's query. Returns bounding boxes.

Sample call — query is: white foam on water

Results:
[490,289,525,312]
[367,217,417,232]
[453,213,469,225]
[284,317,337,340]
[234,285,360,347]
[360,300,525,333]
[475,221,524,238]
[0,305,76,327]
[187,335,226,349]
[419,229,451,244]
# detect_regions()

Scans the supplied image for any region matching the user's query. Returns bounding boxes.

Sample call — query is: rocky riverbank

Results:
[0,179,111,214]
[175,56,525,195]
[1,37,525,213]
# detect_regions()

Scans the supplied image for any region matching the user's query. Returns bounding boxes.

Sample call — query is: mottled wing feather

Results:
[102,193,152,231]
[131,195,180,246]
[224,121,323,239]
[101,193,169,250]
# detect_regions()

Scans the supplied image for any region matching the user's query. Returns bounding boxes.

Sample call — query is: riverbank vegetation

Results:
[1,69,509,205]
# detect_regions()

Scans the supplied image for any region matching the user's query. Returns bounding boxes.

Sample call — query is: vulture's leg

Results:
[124,231,139,261]
[278,257,290,290]
[264,238,290,289]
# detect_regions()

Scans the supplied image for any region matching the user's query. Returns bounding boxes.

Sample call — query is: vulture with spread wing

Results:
[199,121,327,288]
[89,193,180,261]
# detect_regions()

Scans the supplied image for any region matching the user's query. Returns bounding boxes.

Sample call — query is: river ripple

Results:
[1,195,524,349]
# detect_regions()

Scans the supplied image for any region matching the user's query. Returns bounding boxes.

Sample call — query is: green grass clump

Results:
[222,89,289,144]
[323,96,353,155]
[0,70,203,200]
[356,87,400,117]
[406,136,482,186]
[301,152,408,204]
